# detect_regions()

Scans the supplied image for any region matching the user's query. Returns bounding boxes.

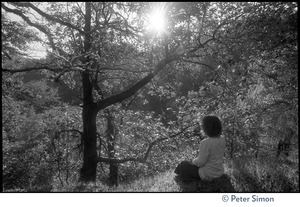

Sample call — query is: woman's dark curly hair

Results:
[202,115,222,137]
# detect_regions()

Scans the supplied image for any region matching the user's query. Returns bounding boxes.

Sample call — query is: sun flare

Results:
[147,5,166,35]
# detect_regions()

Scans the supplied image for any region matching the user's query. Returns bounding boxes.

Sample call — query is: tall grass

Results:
[226,154,299,192]
[52,170,180,192]
[7,154,298,192]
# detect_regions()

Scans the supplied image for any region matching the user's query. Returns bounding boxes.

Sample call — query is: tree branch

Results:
[2,51,12,60]
[95,55,179,112]
[180,58,215,71]
[187,12,244,55]
[1,3,56,51]
[76,2,85,18]
[2,65,85,74]
[96,126,190,164]
[12,2,85,35]
[2,66,56,73]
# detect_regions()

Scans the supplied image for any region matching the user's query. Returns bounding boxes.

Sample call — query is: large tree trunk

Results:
[79,2,97,182]
[79,72,98,182]
[79,117,97,182]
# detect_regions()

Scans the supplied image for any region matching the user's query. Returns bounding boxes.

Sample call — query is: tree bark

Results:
[79,71,98,182]
[105,109,119,187]
[79,2,98,182]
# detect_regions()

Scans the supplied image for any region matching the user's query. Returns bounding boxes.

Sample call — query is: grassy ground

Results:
[51,156,298,192]
[6,155,298,192]
[52,170,236,192]
[227,156,299,192]
[52,170,180,192]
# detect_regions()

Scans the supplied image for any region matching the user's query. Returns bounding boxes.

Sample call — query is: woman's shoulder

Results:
[200,137,210,143]
[204,136,225,143]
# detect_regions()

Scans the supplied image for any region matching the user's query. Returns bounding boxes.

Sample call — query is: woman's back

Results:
[174,115,225,181]
[195,136,226,179]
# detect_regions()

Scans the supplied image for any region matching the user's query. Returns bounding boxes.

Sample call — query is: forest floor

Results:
[6,153,296,192]
[67,168,235,192]
[51,156,298,192]
[52,170,181,192]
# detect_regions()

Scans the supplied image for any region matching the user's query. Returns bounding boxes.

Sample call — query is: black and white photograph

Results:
[2,2,298,197]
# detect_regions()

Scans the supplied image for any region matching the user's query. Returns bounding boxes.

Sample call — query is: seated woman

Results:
[174,115,226,181]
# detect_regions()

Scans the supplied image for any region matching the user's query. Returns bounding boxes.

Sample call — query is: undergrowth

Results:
[5,155,298,192]
[226,155,299,192]
[51,156,298,192]
[52,170,180,192]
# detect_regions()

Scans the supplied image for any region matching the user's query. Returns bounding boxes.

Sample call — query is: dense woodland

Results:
[2,2,298,192]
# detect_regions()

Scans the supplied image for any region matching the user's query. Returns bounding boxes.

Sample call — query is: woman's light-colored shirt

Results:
[192,136,226,180]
